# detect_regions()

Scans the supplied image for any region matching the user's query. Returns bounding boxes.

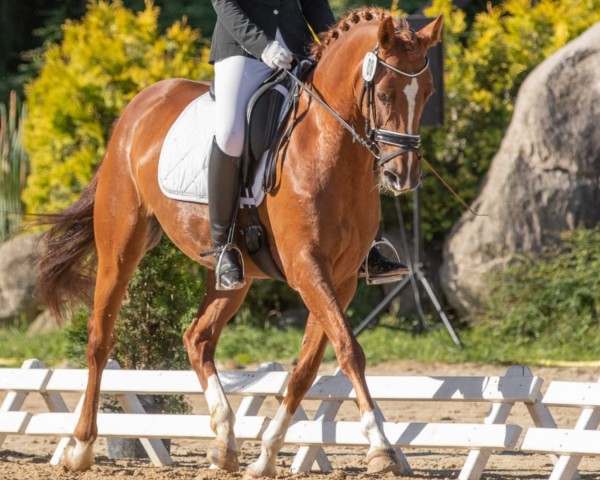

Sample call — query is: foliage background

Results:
[22,1,210,214]
[383,0,600,244]
[0,92,28,242]
[0,0,599,367]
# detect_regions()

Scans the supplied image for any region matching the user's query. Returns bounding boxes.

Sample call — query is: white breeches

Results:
[213,32,289,157]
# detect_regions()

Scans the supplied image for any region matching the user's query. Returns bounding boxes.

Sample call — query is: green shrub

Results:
[0,90,28,241]
[234,278,383,329]
[22,0,210,215]
[470,227,600,362]
[115,236,204,370]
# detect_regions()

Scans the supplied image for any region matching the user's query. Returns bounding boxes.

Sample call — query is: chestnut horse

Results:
[39,9,442,478]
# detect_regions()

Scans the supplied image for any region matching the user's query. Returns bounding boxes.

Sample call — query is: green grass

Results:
[0,327,67,367]
[4,318,597,370]
[216,324,305,365]
[358,324,600,366]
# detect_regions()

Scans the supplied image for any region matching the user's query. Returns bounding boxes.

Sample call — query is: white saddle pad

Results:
[158,93,266,206]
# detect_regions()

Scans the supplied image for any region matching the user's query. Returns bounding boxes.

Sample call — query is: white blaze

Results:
[403,78,419,175]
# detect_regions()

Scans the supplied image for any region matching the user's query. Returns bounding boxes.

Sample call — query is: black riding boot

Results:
[359,241,409,284]
[208,138,245,291]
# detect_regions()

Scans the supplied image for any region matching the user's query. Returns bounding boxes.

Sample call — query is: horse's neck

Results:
[311,34,367,120]
[300,40,373,179]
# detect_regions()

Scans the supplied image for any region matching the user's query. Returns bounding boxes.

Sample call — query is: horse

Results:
[38,8,442,478]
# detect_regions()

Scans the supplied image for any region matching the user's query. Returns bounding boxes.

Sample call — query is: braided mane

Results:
[311,8,414,61]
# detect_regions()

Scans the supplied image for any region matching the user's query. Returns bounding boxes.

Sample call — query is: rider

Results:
[208,0,409,290]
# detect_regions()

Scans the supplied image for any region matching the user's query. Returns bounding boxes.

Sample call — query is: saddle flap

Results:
[247,79,289,165]
[243,59,316,185]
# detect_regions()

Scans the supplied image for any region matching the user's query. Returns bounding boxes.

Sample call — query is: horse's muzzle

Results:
[382,164,421,194]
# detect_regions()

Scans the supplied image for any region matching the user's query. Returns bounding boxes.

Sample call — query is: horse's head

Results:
[361,15,443,195]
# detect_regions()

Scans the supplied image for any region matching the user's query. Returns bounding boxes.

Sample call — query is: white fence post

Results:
[107,359,173,467]
[9,361,594,480]
[0,359,69,448]
[0,359,46,447]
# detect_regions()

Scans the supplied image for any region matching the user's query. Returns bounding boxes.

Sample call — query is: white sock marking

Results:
[249,404,293,476]
[361,410,390,454]
[205,374,237,450]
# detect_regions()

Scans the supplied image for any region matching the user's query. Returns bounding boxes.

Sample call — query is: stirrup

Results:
[361,238,408,286]
[215,244,246,291]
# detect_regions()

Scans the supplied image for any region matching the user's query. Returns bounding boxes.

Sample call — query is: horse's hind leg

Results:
[183,271,251,472]
[62,185,158,471]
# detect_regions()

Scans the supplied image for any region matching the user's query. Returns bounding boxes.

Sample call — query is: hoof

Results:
[366,448,403,475]
[242,469,261,480]
[208,443,239,472]
[61,442,94,472]
[243,462,277,479]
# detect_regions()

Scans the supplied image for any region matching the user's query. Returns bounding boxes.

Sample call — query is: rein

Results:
[284,45,429,170]
[284,68,378,158]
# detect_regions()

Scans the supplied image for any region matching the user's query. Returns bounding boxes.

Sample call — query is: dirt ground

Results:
[2,360,600,480]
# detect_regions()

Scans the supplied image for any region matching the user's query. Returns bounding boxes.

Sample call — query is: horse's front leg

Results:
[298,272,402,474]
[183,271,251,472]
[245,314,330,479]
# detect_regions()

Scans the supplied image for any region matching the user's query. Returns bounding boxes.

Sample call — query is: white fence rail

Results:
[294,364,556,479]
[521,378,600,480]
[2,359,594,480]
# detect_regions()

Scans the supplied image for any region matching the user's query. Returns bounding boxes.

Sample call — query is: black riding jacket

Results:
[209,0,335,64]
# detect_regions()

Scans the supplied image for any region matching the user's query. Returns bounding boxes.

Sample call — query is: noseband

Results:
[360,46,428,168]
[285,44,429,170]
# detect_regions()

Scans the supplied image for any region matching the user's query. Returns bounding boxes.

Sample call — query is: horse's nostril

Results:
[383,170,400,183]
[384,170,404,190]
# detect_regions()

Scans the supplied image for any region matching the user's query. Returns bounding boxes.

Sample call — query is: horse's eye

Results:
[377,92,392,104]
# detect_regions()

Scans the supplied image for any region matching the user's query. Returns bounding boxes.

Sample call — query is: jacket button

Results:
[273,9,279,14]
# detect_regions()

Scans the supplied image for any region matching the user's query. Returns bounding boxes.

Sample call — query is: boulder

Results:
[27,309,63,334]
[440,22,600,316]
[0,232,44,324]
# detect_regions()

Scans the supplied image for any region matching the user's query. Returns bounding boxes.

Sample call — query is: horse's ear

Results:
[378,17,397,51]
[416,15,443,50]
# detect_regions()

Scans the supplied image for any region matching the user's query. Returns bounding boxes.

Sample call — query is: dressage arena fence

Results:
[1,360,599,479]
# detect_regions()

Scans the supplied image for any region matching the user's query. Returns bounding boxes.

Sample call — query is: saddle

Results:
[212,59,315,282]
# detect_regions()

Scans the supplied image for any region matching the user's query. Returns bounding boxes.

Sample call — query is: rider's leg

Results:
[207,139,245,290]
[210,56,272,290]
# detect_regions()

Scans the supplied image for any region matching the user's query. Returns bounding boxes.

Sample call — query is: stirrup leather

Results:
[215,244,246,291]
[361,238,408,286]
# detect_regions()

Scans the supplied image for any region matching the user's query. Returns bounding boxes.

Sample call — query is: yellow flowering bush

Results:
[23,0,212,214]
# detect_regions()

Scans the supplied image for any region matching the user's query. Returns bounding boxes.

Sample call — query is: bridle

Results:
[360,46,428,168]
[284,43,429,170]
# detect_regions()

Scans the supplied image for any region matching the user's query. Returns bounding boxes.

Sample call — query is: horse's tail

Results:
[38,171,99,319]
